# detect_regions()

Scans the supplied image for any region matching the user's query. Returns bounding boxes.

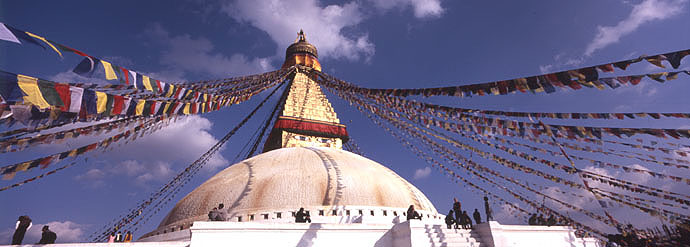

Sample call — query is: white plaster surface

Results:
[149,147,438,237]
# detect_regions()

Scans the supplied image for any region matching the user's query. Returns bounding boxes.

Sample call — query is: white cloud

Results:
[584,0,687,56]
[145,23,273,78]
[0,221,85,244]
[413,166,432,179]
[74,115,229,186]
[223,0,375,61]
[368,0,444,18]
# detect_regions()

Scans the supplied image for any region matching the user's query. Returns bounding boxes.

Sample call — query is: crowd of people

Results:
[11,215,58,245]
[439,196,493,230]
[527,213,569,227]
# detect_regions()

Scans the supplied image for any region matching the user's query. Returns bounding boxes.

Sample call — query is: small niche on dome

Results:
[332,210,338,216]
[358,210,363,215]
[370,210,375,216]
[383,210,388,216]
[263,214,269,220]
[276,212,282,218]
[346,210,351,216]
[319,210,324,216]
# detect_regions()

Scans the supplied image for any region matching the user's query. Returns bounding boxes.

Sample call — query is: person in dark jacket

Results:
[406,205,422,221]
[444,210,455,229]
[473,209,482,225]
[452,198,462,229]
[12,215,32,245]
[38,225,57,244]
[295,208,311,223]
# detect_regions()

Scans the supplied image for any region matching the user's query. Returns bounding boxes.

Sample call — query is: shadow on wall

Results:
[296,223,323,247]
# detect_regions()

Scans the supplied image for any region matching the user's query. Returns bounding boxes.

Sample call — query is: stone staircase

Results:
[423,224,484,247]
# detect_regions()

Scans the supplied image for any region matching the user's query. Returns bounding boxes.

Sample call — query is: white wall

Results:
[475,221,602,247]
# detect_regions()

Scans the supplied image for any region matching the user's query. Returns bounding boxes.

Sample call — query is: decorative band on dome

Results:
[273,116,349,141]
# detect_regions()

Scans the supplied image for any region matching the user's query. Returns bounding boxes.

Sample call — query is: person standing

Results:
[37,225,57,244]
[452,198,462,229]
[124,231,133,242]
[12,215,32,245]
[473,209,482,225]
[107,232,116,243]
[483,196,493,222]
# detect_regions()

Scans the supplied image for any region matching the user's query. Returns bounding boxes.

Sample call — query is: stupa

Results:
[128,31,600,247]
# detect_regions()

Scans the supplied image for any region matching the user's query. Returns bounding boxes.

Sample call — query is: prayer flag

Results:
[121,97,132,115]
[82,89,97,115]
[0,22,20,44]
[142,76,153,91]
[68,86,83,113]
[37,80,64,107]
[165,84,174,97]
[0,71,23,101]
[96,91,108,113]
[112,95,125,115]
[664,51,689,69]
[17,74,51,109]
[101,60,118,80]
[73,56,100,77]
[121,67,130,85]
[53,82,71,111]
[5,25,44,49]
[129,71,138,88]
[25,32,63,57]
[135,100,146,116]
[104,94,114,115]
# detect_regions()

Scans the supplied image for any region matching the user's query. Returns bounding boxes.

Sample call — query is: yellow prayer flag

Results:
[166,85,175,97]
[142,76,153,91]
[135,100,146,116]
[17,74,51,109]
[101,60,118,80]
[163,102,171,115]
[183,103,190,115]
[96,91,108,113]
[25,32,63,58]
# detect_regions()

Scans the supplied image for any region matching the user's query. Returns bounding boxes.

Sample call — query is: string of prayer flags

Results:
[315,64,690,99]
[0,115,169,180]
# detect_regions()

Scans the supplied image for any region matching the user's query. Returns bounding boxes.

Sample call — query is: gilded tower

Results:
[263,30,349,152]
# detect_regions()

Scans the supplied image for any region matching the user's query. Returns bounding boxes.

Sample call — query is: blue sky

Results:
[1,0,690,243]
